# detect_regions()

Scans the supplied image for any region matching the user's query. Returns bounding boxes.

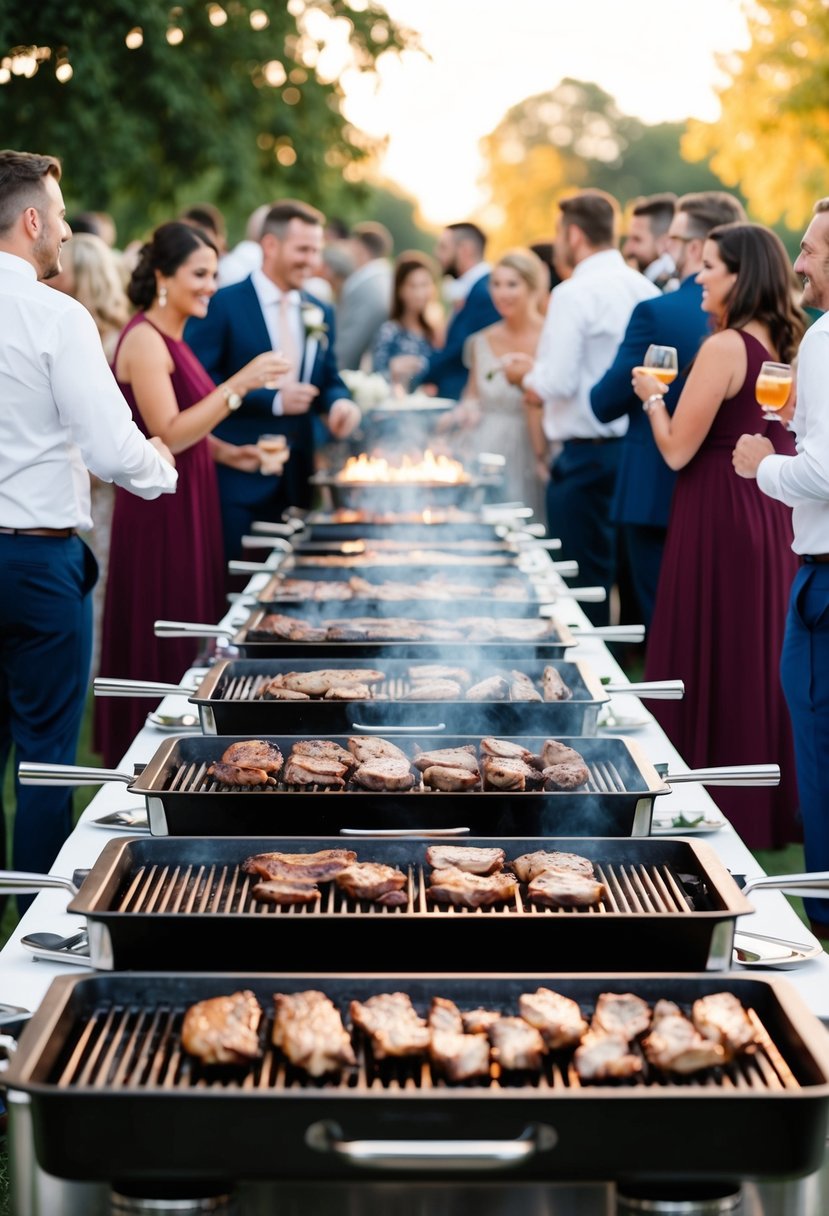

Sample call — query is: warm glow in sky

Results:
[341,0,751,226]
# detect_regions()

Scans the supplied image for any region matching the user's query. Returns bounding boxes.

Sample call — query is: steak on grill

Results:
[402,679,464,701]
[425,845,505,875]
[281,754,349,787]
[427,866,518,908]
[242,849,357,883]
[218,739,284,775]
[511,850,595,883]
[643,1000,727,1075]
[348,736,410,764]
[692,992,757,1058]
[323,683,373,700]
[207,763,277,788]
[428,996,464,1034]
[259,687,310,701]
[509,670,543,702]
[543,761,590,791]
[291,739,356,770]
[461,1008,502,1035]
[541,739,586,768]
[349,992,431,1059]
[272,990,356,1076]
[181,990,262,1065]
[251,877,320,905]
[518,988,588,1050]
[431,1029,491,1081]
[488,1017,546,1071]
[421,765,481,791]
[465,675,510,701]
[481,756,542,791]
[592,993,652,1041]
[542,666,573,702]
[412,746,479,773]
[527,870,606,908]
[351,757,416,792]
[335,861,408,903]
[574,1031,642,1081]
[480,737,536,762]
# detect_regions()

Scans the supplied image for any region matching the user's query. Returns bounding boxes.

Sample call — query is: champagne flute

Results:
[755,361,792,422]
[640,344,679,386]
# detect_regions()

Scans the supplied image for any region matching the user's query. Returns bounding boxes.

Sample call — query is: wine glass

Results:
[755,361,792,422]
[641,344,679,385]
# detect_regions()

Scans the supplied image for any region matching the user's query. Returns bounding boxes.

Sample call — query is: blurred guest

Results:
[95,222,289,766]
[180,202,228,255]
[310,240,355,304]
[372,251,442,380]
[66,210,104,237]
[92,210,117,248]
[218,203,269,287]
[623,193,677,290]
[336,221,394,369]
[634,223,805,848]
[529,240,562,310]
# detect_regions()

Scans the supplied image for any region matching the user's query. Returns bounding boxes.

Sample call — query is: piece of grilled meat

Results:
[691,993,757,1058]
[509,670,543,702]
[425,845,505,875]
[543,761,590,791]
[402,679,464,701]
[348,736,410,764]
[250,878,320,905]
[527,870,606,908]
[207,762,278,788]
[643,1000,727,1075]
[274,669,384,698]
[421,765,480,791]
[408,664,472,687]
[413,746,479,774]
[292,739,356,770]
[281,753,350,787]
[217,739,283,775]
[258,686,310,701]
[518,988,588,1050]
[480,737,536,762]
[351,757,416,791]
[272,991,356,1076]
[242,849,357,883]
[488,1017,546,1071]
[465,675,510,701]
[461,1008,502,1035]
[592,993,652,1042]
[542,666,573,702]
[574,1031,642,1081]
[323,683,373,700]
[428,996,464,1034]
[335,862,408,904]
[431,1030,492,1082]
[481,756,542,791]
[349,992,431,1059]
[541,739,585,768]
[181,991,262,1065]
[427,866,518,908]
[511,850,595,883]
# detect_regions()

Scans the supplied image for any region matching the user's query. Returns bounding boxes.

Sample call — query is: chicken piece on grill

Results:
[429,996,464,1034]
[431,1030,492,1082]
[574,1031,642,1081]
[325,623,370,640]
[351,757,416,792]
[375,888,408,907]
[427,866,518,908]
[220,739,283,775]
[349,992,431,1060]
[272,991,356,1076]
[541,739,585,769]
[324,683,373,700]
[527,870,606,908]
[280,670,383,698]
[511,850,595,884]
[401,679,464,701]
[543,762,590,791]
[259,686,311,701]
[509,679,543,703]
[643,1000,727,1075]
[465,675,510,701]
[487,1017,546,1071]
[259,614,327,641]
[348,736,410,764]
[480,737,536,762]
[242,848,357,883]
[519,989,588,1050]
[592,993,652,1042]
[691,993,757,1058]
[421,765,480,792]
[251,878,320,905]
[292,739,356,771]
[425,845,505,875]
[335,861,408,903]
[281,754,349,788]
[181,990,262,1065]
[542,666,573,702]
[408,665,472,686]
[481,756,542,791]
[412,746,478,773]
[485,618,553,641]
[461,1008,502,1035]
[207,762,277,788]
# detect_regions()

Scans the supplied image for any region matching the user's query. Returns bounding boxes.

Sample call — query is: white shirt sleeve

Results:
[48,307,177,498]
[272,393,284,416]
[757,325,829,505]
[523,284,587,402]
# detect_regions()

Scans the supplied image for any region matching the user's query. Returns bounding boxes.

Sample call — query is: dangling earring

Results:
[158,284,168,308]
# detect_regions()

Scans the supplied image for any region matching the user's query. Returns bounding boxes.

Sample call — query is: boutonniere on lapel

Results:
[301,302,328,349]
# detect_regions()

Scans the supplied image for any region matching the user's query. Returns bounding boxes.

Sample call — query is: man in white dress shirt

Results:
[733,197,829,938]
[0,149,177,885]
[509,190,659,624]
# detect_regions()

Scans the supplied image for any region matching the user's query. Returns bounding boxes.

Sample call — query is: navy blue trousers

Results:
[622,523,667,634]
[780,562,829,926]
[546,441,620,627]
[0,534,97,882]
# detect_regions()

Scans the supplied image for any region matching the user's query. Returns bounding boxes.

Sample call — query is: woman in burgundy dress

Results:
[633,223,806,848]
[95,223,289,767]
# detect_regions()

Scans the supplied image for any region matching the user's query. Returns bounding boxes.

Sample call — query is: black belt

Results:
[562,437,621,447]
[801,554,829,565]
[0,526,77,538]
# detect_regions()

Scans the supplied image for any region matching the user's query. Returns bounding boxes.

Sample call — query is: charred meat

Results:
[349,992,431,1059]
[242,849,356,883]
[461,1008,502,1035]
[519,988,588,1050]
[207,762,277,788]
[643,1000,727,1075]
[425,845,505,875]
[488,1017,546,1071]
[181,990,262,1065]
[480,737,536,762]
[526,870,606,908]
[692,992,757,1058]
[428,996,464,1034]
[481,756,542,791]
[335,862,408,903]
[509,670,543,702]
[511,850,595,883]
[281,754,349,787]
[543,761,590,791]
[348,736,410,764]
[465,675,510,701]
[592,993,652,1042]
[542,666,572,702]
[421,765,480,791]
[351,757,416,792]
[427,866,518,908]
[292,739,356,770]
[541,739,585,768]
[413,746,479,774]
[251,878,320,905]
[574,1031,642,1081]
[431,1030,491,1081]
[272,990,356,1076]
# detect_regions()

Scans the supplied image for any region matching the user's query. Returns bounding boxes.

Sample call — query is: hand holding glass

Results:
[636,345,679,386]
[257,433,289,476]
[755,361,792,421]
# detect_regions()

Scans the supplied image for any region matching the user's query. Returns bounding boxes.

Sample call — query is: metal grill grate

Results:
[115,862,695,917]
[52,1001,800,1094]
[214,673,576,705]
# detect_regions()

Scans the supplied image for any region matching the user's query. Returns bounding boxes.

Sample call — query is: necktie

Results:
[277,293,300,377]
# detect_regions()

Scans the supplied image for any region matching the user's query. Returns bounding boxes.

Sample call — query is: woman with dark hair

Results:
[371,251,443,380]
[632,222,806,848]
[95,221,289,766]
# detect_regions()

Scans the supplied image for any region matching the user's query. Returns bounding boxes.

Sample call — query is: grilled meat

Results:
[323,683,373,700]
[465,675,510,701]
[349,992,431,1059]
[251,878,320,905]
[292,739,356,770]
[592,993,652,1042]
[281,754,349,787]
[207,762,277,787]
[242,849,357,882]
[543,761,590,791]
[427,866,518,908]
[519,988,588,1050]
[272,991,356,1076]
[258,614,328,640]
[220,739,283,775]
[408,664,472,686]
[488,1017,546,1071]
[541,739,585,768]
[431,1030,491,1081]
[259,686,311,701]
[574,1031,642,1081]
[509,679,542,702]
[429,996,464,1034]
[277,669,384,697]
[181,991,262,1065]
[348,736,410,764]
[256,615,557,643]
[691,993,757,1058]
[542,666,573,702]
[351,757,416,791]
[643,1001,727,1075]
[481,756,542,791]
[402,679,464,700]
[375,888,408,907]
[480,737,536,762]
[335,862,408,903]
[425,845,505,875]
[527,870,606,908]
[461,1008,502,1035]
[412,746,479,773]
[277,578,355,601]
[421,765,480,791]
[511,850,595,883]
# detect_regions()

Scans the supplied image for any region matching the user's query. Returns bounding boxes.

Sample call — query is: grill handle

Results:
[742,871,829,900]
[305,1121,556,1171]
[540,589,606,610]
[517,536,563,550]
[154,620,232,638]
[94,677,197,698]
[571,624,646,643]
[251,518,305,536]
[0,871,79,896]
[340,826,470,837]
[18,762,132,787]
[227,560,275,575]
[607,680,685,700]
[350,721,446,733]
[240,535,293,553]
[665,764,780,787]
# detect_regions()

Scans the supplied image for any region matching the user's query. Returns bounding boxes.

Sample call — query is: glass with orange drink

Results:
[755,361,792,421]
[637,344,679,385]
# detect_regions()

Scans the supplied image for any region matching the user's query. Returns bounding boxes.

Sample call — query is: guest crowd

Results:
[3,148,829,942]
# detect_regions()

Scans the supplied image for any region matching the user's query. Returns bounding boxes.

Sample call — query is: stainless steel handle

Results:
[481,502,531,517]
[240,535,293,552]
[350,721,446,733]
[568,587,606,603]
[607,680,684,700]
[154,620,232,638]
[94,677,196,698]
[549,559,579,576]
[666,764,780,787]
[227,560,273,575]
[250,520,300,538]
[571,624,646,643]
[18,762,132,786]
[742,871,829,900]
[518,535,562,548]
[340,826,470,837]
[510,521,546,536]
[305,1121,556,1170]
[0,871,79,896]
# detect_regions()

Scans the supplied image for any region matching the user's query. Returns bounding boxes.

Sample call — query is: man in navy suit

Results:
[187,199,360,562]
[393,222,499,400]
[591,192,746,628]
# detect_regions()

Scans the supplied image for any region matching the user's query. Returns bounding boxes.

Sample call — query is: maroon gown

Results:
[95,315,225,768]
[644,330,800,849]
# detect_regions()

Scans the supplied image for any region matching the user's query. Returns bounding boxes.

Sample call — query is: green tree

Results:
[0,1,419,240]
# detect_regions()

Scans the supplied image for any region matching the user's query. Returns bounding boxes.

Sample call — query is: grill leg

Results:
[110,1186,236,1214]
[615,1181,743,1214]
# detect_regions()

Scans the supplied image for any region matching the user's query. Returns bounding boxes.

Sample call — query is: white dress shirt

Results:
[524,249,660,442]
[0,252,176,531]
[251,270,307,416]
[757,310,829,554]
[443,260,491,306]
[218,239,263,288]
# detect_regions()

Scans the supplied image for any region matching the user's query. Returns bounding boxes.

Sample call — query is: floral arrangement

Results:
[340,369,391,410]
[301,302,328,346]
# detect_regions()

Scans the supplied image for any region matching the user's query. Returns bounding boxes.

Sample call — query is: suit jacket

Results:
[590,276,709,528]
[419,273,500,400]
[185,277,349,508]
[335,259,393,370]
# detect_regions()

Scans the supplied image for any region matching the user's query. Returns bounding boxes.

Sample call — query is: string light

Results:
[55,61,73,83]
[125,27,144,49]
[263,60,287,86]
[249,9,269,29]
[166,26,185,45]
[208,4,227,26]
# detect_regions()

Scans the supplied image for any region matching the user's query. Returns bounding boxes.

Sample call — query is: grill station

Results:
[308,450,502,512]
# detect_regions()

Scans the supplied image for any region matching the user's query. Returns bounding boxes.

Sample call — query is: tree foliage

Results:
[682,0,829,229]
[0,1,419,240]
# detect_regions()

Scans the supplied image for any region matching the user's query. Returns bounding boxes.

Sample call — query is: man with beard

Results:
[393,221,499,400]
[0,150,177,886]
[733,197,829,939]
[622,193,678,290]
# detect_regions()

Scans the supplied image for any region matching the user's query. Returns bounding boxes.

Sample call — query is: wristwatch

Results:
[222,385,243,412]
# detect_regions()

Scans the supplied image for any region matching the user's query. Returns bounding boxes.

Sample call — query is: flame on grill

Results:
[337,450,471,485]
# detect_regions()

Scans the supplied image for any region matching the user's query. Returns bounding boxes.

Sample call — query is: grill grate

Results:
[214,674,575,704]
[115,862,695,917]
[52,1001,800,1095]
